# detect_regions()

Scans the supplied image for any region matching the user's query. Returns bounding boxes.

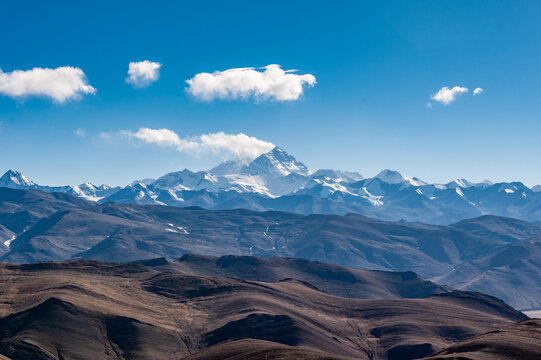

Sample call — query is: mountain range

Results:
[2,146,541,224]
[1,186,540,310]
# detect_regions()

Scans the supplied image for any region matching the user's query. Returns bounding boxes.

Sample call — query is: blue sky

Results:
[1,1,540,186]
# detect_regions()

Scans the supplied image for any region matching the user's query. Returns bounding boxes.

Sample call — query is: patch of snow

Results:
[408,177,427,187]
[360,187,384,206]
[176,226,189,234]
[3,235,15,248]
[165,224,189,234]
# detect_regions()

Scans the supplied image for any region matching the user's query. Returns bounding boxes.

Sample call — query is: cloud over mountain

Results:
[185,64,316,101]
[125,60,162,88]
[122,128,182,147]
[0,66,96,102]
[119,128,275,160]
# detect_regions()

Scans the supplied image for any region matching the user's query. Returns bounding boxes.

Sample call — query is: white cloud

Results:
[126,60,162,88]
[473,87,484,95]
[74,128,87,137]
[186,64,316,102]
[430,86,469,105]
[121,128,181,147]
[0,66,96,103]
[177,132,275,159]
[117,128,275,160]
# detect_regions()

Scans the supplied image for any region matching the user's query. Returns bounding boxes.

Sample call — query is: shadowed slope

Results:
[423,319,541,360]
[0,297,182,360]
[182,339,353,360]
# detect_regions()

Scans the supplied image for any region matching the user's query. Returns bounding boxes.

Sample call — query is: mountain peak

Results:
[0,169,36,189]
[241,146,310,177]
[447,178,474,189]
[375,169,405,184]
[267,145,286,155]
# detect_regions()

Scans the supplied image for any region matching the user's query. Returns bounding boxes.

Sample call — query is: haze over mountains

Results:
[3,146,541,225]
[1,186,540,311]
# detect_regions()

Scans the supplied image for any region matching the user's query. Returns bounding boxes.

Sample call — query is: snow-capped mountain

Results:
[445,178,493,189]
[374,169,406,184]
[239,146,310,177]
[2,146,541,224]
[0,170,120,201]
[149,147,314,197]
[0,170,36,189]
[310,169,363,183]
[66,183,120,201]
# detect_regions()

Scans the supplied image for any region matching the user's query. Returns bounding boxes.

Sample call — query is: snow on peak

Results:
[152,169,221,192]
[446,178,493,189]
[375,169,405,184]
[240,146,310,177]
[130,178,155,186]
[311,169,363,182]
[0,170,36,188]
[209,159,247,175]
[407,177,427,187]
[446,178,474,189]
[498,183,519,194]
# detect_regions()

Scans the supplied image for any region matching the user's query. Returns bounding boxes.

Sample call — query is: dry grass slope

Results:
[0,260,532,360]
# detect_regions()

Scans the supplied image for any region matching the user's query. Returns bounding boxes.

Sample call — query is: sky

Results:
[1,1,541,187]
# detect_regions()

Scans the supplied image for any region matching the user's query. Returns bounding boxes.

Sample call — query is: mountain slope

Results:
[436,238,541,310]
[449,215,541,243]
[1,187,540,309]
[424,319,541,360]
[0,187,505,277]
[139,254,450,300]
[0,260,528,360]
[182,339,353,360]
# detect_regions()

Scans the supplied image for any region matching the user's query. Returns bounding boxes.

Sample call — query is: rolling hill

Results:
[0,260,530,360]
